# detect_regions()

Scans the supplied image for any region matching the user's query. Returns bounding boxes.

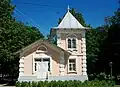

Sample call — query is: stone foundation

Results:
[18,75,88,82]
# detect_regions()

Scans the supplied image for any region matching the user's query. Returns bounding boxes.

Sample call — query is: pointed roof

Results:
[54,6,85,29]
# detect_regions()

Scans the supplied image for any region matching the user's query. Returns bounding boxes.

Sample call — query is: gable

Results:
[18,39,67,57]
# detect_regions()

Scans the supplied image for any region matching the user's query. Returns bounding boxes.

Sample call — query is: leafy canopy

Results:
[0,0,44,78]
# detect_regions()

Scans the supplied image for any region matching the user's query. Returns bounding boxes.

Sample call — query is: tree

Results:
[95,11,120,78]
[109,11,120,25]
[0,21,44,80]
[0,0,44,81]
[0,0,14,80]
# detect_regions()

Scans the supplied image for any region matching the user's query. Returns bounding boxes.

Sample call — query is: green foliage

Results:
[0,20,44,78]
[0,0,14,24]
[86,27,108,74]
[15,80,115,87]
[94,11,120,78]
[88,73,115,81]
[108,11,120,25]
[0,0,44,79]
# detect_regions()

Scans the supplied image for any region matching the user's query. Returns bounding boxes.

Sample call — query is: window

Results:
[35,62,37,71]
[69,59,76,71]
[68,39,71,48]
[34,58,50,72]
[34,59,41,71]
[35,59,41,62]
[43,58,50,71]
[72,39,76,48]
[67,38,76,49]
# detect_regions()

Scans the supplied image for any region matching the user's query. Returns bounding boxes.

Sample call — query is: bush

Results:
[16,80,115,87]
[88,73,115,81]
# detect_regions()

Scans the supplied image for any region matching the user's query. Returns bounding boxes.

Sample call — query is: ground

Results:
[0,84,15,87]
[0,78,15,87]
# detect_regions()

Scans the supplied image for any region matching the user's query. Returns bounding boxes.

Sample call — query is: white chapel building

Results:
[18,6,90,82]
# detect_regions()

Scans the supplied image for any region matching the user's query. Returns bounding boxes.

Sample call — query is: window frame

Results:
[67,37,77,50]
[33,56,52,74]
[35,62,37,71]
[72,38,76,48]
[34,58,51,72]
[68,58,77,73]
[68,38,72,48]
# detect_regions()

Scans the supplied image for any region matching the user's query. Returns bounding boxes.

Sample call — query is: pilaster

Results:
[59,51,65,76]
[81,33,87,75]
[19,57,24,76]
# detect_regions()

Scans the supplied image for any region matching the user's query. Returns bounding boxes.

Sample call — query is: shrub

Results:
[16,80,115,87]
[88,73,115,81]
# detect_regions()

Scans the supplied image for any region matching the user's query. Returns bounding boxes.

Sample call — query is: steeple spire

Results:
[67,5,70,12]
[56,5,85,29]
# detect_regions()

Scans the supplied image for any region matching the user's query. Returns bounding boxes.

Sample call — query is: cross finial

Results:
[68,5,70,11]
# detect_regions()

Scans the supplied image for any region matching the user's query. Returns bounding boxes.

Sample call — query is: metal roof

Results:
[56,8,85,29]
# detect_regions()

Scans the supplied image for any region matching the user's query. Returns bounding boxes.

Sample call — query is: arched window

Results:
[67,34,77,49]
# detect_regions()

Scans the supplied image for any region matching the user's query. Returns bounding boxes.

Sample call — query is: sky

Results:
[12,0,118,36]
